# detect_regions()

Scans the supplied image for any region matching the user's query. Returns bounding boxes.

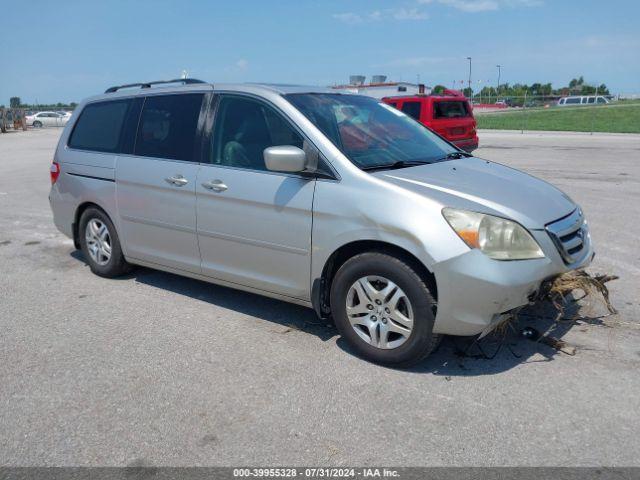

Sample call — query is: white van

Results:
[557,96,609,106]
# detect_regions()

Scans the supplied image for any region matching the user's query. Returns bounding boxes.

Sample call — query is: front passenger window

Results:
[212,96,303,171]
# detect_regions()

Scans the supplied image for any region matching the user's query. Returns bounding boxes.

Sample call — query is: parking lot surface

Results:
[1,128,639,466]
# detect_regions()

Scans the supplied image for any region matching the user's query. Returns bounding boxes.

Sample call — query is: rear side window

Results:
[135,94,204,162]
[401,101,422,121]
[68,100,131,153]
[565,98,581,104]
[433,101,470,119]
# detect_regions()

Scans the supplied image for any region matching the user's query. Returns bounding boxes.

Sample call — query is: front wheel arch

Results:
[313,240,438,319]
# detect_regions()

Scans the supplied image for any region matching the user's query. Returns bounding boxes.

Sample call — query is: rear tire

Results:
[78,207,131,278]
[330,252,440,367]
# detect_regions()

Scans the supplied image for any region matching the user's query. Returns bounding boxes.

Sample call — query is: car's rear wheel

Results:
[330,252,440,367]
[33,121,42,128]
[79,207,131,278]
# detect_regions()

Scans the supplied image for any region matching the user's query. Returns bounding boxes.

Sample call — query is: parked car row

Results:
[25,111,72,128]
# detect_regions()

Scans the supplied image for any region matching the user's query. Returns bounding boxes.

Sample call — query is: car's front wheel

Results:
[33,120,42,128]
[330,252,440,367]
[79,207,131,278]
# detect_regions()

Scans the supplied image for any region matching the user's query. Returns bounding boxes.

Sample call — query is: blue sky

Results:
[1,0,639,104]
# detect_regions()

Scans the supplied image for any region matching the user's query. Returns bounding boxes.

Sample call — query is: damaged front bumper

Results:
[431,229,594,337]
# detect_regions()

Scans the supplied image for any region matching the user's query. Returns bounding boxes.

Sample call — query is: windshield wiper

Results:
[438,151,473,161]
[361,160,432,172]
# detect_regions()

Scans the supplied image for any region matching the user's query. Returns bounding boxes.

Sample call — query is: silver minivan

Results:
[49,79,593,366]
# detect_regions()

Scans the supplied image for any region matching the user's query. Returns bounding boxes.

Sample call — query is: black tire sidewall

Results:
[331,253,437,366]
[78,208,126,277]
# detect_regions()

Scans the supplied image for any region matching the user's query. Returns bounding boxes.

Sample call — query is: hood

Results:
[372,157,575,229]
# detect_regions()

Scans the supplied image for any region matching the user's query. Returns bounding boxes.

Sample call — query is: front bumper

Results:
[431,229,594,336]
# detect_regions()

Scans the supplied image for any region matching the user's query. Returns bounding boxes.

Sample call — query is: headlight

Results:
[442,208,544,260]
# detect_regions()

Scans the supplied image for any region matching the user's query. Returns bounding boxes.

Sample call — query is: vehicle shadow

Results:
[337,298,600,376]
[405,299,598,376]
[71,251,337,342]
[71,250,597,374]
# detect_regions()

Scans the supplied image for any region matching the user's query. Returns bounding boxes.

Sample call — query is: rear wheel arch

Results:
[73,202,112,249]
[313,240,438,318]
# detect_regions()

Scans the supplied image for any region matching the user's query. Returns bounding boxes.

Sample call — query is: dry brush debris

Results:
[472,270,619,358]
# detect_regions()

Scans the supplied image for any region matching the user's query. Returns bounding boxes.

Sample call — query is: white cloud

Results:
[332,12,365,24]
[419,0,542,12]
[332,0,539,24]
[392,8,430,20]
[434,0,499,12]
[333,8,428,24]
[224,58,249,74]
[235,59,249,70]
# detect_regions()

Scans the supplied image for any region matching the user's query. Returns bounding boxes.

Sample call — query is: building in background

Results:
[332,75,431,99]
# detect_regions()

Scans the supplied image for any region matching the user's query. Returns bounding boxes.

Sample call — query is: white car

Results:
[26,111,70,128]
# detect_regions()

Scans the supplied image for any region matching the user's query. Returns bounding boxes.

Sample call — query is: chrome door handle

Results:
[166,175,188,186]
[202,179,228,192]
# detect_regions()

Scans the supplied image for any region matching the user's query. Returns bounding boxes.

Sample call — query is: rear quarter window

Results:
[433,101,470,119]
[68,100,131,152]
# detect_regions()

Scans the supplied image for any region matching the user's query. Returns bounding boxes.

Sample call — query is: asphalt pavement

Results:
[1,128,639,466]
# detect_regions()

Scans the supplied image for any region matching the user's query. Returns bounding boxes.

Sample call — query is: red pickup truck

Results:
[382,94,479,152]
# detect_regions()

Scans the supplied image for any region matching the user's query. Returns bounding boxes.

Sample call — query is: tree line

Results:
[2,97,78,110]
[432,76,610,104]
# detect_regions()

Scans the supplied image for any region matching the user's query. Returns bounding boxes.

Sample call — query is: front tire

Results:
[33,121,42,128]
[79,207,131,278]
[330,252,440,367]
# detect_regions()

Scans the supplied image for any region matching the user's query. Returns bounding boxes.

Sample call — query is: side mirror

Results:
[264,146,307,173]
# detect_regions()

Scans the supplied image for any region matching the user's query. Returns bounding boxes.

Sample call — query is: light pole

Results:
[496,64,501,94]
[466,57,472,100]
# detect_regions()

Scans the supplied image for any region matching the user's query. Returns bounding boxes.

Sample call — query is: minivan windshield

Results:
[286,93,459,170]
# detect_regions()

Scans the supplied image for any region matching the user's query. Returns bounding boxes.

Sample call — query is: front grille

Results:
[545,209,589,265]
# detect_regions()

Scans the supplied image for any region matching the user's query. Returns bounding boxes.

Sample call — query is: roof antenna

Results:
[181,70,189,79]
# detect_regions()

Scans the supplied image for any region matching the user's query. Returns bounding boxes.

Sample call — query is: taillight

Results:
[50,162,60,185]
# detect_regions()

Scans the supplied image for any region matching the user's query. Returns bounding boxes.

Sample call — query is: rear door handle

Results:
[165,175,188,187]
[202,179,228,192]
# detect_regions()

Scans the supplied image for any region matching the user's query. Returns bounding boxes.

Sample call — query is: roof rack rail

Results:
[104,78,207,94]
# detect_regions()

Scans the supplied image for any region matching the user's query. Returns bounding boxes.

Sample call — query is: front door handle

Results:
[202,179,228,192]
[165,175,188,187]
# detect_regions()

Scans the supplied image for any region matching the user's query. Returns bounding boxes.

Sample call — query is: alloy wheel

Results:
[345,275,414,349]
[85,218,112,266]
